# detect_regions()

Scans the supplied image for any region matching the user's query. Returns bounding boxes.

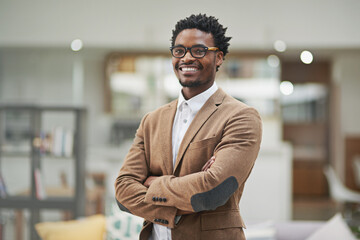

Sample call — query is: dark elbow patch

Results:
[116,198,132,214]
[190,176,238,212]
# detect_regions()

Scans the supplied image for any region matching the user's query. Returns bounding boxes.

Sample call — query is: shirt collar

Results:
[177,82,218,113]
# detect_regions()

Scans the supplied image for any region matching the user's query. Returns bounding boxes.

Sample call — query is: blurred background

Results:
[1,0,360,239]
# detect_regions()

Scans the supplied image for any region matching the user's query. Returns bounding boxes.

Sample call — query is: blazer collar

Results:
[173,88,226,173]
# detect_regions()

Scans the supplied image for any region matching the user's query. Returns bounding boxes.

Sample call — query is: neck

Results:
[181,81,214,100]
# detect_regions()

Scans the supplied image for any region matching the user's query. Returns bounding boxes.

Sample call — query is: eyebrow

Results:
[173,44,207,48]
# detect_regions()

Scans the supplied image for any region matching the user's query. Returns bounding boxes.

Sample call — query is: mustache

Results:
[175,62,203,70]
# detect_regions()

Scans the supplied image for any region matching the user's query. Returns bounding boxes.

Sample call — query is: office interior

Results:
[0,0,360,239]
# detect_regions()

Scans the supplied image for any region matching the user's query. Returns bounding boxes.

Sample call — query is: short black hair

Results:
[171,14,231,59]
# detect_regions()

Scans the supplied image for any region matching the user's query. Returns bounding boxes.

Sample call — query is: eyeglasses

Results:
[170,45,219,58]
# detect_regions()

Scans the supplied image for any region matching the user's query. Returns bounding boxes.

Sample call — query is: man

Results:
[115,14,262,240]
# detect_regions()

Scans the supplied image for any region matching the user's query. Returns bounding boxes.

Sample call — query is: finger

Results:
[209,159,215,167]
[201,161,210,171]
[202,156,216,171]
[202,159,215,171]
[202,158,213,171]
[206,159,215,170]
[201,162,208,171]
[206,156,216,170]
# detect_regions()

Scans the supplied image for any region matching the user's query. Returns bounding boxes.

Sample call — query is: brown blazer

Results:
[115,88,262,240]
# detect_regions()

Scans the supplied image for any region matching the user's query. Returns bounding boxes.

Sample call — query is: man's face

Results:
[172,28,223,92]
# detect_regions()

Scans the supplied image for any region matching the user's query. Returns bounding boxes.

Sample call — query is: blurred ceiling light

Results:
[267,55,280,68]
[300,50,313,64]
[280,81,294,95]
[71,39,83,52]
[273,40,287,52]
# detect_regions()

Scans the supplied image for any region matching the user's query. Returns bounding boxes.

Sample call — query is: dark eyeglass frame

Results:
[170,45,219,58]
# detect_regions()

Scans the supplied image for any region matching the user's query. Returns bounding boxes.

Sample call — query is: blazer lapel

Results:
[173,89,225,173]
[160,100,178,175]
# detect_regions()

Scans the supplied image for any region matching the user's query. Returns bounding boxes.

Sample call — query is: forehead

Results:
[174,28,215,47]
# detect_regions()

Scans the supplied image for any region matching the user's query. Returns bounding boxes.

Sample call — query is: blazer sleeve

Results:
[143,107,262,212]
[114,114,178,228]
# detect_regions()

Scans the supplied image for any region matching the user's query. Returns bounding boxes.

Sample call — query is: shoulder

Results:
[139,100,177,127]
[147,100,176,118]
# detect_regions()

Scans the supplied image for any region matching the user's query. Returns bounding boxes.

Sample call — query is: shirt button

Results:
[183,119,187,123]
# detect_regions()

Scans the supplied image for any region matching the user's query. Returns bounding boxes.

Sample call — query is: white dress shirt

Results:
[150,83,218,240]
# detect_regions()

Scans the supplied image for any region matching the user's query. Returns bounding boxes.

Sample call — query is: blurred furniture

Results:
[274,221,324,240]
[353,156,360,187]
[275,213,356,240]
[281,60,331,198]
[110,119,140,145]
[345,136,360,191]
[245,213,357,240]
[323,166,360,204]
[86,172,106,216]
[34,201,144,240]
[0,105,87,240]
[283,123,328,197]
[35,214,106,240]
[323,165,360,222]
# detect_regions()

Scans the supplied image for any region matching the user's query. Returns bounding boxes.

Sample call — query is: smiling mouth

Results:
[180,67,199,73]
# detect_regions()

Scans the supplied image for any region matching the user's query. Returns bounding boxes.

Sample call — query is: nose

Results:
[181,49,195,62]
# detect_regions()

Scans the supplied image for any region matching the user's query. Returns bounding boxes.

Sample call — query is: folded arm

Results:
[143,156,216,215]
[114,114,178,227]
[143,107,262,212]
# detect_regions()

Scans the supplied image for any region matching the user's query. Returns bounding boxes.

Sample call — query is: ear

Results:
[216,51,224,68]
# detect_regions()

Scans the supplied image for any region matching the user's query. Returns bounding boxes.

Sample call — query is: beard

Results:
[178,76,212,88]
[179,79,201,87]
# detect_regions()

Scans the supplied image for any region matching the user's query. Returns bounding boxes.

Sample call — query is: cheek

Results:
[202,58,216,71]
[172,58,178,69]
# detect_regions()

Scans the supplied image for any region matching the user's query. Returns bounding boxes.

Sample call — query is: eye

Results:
[192,47,206,56]
[174,47,185,55]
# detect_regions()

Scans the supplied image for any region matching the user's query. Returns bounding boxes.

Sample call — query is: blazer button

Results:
[155,197,159,201]
[152,197,156,202]
[159,198,163,202]
[154,218,159,222]
[163,198,167,202]
[164,220,169,224]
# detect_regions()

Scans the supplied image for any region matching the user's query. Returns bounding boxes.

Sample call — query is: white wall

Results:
[1,0,360,50]
[0,49,73,104]
[333,54,360,135]
[0,48,111,146]
[241,143,293,222]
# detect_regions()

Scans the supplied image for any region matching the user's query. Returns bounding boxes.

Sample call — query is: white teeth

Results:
[181,67,198,72]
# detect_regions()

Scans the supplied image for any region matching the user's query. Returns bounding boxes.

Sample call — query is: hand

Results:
[143,176,159,188]
[201,156,215,171]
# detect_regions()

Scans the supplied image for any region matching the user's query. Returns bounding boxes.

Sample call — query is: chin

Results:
[179,79,202,88]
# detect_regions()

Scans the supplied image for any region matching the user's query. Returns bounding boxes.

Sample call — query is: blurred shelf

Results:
[0,197,76,209]
[0,104,87,240]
